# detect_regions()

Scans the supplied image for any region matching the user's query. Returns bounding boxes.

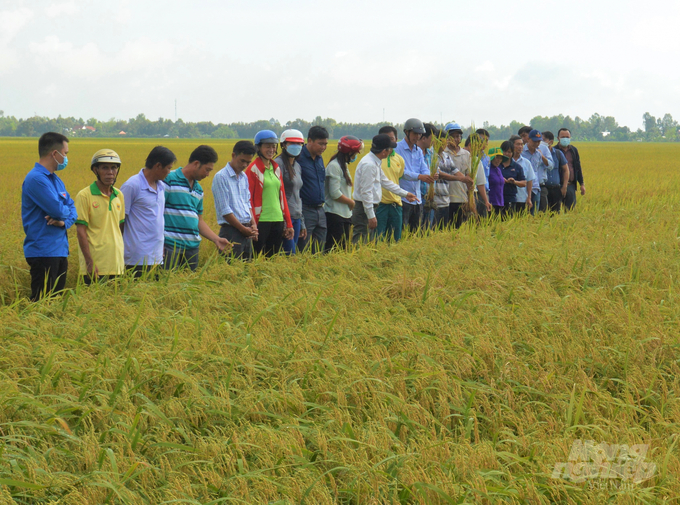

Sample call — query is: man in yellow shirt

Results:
[375,126,406,242]
[74,149,125,284]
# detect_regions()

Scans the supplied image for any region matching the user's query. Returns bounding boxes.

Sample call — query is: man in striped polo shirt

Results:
[163,145,231,271]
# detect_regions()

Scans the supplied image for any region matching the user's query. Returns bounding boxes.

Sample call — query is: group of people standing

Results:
[20,120,585,300]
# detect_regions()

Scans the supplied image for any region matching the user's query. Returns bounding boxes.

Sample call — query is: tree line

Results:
[0,110,677,142]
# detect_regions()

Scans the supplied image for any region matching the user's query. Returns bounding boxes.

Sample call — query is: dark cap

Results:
[529,129,543,142]
[371,134,397,152]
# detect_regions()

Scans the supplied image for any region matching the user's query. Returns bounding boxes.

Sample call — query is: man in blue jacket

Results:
[22,132,77,300]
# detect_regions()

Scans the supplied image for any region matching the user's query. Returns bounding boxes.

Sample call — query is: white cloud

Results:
[46,0,78,18]
[0,6,33,71]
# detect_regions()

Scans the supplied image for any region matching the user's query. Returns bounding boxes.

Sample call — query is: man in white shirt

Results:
[351,134,416,244]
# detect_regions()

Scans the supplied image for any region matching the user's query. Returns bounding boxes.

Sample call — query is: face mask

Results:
[559,138,571,147]
[286,144,303,157]
[350,155,357,163]
[54,151,68,171]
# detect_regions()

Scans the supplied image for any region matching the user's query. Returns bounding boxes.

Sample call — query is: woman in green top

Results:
[324,136,363,252]
[246,130,294,257]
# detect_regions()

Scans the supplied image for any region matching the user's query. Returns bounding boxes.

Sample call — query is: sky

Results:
[1,0,679,130]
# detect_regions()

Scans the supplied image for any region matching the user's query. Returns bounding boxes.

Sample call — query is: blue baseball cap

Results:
[529,129,543,142]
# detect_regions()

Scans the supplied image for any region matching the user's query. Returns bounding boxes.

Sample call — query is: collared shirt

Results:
[547,147,567,186]
[380,152,405,205]
[447,147,472,203]
[481,154,491,192]
[522,143,553,189]
[275,155,304,225]
[420,146,434,201]
[513,156,534,202]
[500,160,525,203]
[395,139,429,204]
[121,169,165,266]
[433,149,459,209]
[487,163,505,207]
[163,168,204,250]
[298,145,326,206]
[21,163,77,258]
[352,151,408,220]
[212,163,252,225]
[75,182,125,275]
[324,158,353,219]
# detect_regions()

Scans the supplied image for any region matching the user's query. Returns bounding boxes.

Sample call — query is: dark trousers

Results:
[546,186,563,213]
[26,256,68,301]
[376,203,403,242]
[126,265,161,280]
[299,205,327,254]
[539,186,549,213]
[163,245,200,271]
[351,201,377,244]
[530,191,540,216]
[564,183,577,210]
[420,202,435,230]
[435,206,450,229]
[219,224,253,261]
[283,218,302,255]
[254,221,284,257]
[506,201,527,216]
[492,205,505,218]
[475,193,488,219]
[448,202,466,229]
[402,202,421,233]
[325,212,352,252]
[83,275,116,286]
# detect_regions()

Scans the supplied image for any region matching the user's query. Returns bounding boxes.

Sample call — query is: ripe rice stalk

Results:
[426,129,449,205]
[464,125,484,216]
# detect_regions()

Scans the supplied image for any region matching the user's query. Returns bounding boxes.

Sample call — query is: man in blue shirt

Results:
[297,126,328,253]
[519,127,553,214]
[542,131,570,213]
[21,132,77,301]
[396,118,435,233]
[417,123,438,230]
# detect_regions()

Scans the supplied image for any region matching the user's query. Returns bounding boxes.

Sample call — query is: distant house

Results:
[119,131,126,135]
[75,125,96,133]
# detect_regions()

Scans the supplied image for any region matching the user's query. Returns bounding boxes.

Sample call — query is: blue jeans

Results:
[530,191,540,216]
[283,218,302,255]
[163,245,200,271]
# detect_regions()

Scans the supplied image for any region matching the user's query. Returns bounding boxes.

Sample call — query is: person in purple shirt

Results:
[120,146,176,277]
[486,147,508,217]
[21,132,77,301]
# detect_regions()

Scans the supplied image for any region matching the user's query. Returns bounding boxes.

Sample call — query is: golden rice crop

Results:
[0,138,679,504]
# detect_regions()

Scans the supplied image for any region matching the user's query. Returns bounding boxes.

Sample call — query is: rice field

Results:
[0,138,679,504]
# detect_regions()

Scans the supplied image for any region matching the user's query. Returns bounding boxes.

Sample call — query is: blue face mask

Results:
[54,151,68,171]
[350,155,357,162]
[286,144,303,157]
[559,138,571,147]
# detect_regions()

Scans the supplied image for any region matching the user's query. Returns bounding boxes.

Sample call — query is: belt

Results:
[304,203,324,209]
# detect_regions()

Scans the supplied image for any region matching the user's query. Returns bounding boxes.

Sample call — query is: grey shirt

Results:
[275,155,305,228]
[324,158,353,219]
